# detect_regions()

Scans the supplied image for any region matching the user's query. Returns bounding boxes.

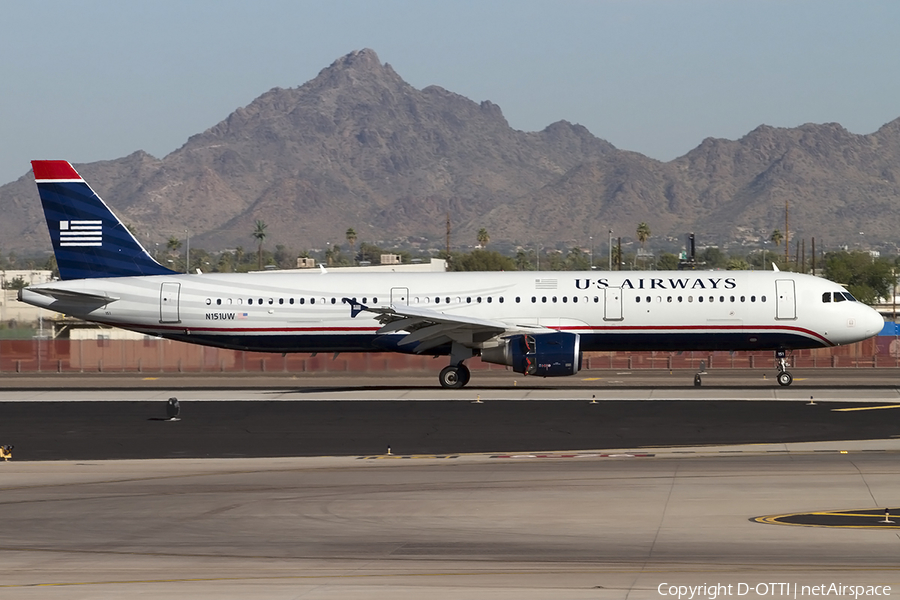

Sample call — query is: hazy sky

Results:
[2,0,899,184]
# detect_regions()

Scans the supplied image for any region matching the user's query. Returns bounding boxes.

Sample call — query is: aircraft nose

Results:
[863,306,885,337]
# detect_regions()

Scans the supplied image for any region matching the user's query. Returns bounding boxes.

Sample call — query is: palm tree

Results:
[252,220,268,270]
[476,227,490,248]
[345,228,357,262]
[771,229,783,247]
[636,222,651,248]
[166,235,182,254]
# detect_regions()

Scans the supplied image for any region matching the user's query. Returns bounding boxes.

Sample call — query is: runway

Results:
[1,371,900,598]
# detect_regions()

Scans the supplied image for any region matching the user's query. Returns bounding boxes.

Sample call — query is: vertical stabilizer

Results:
[31,160,177,280]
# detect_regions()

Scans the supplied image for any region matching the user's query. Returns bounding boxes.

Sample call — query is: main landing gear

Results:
[775,350,793,387]
[439,364,471,389]
[439,342,474,389]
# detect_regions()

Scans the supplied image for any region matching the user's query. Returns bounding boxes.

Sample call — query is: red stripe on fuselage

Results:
[101,321,833,346]
[31,160,82,181]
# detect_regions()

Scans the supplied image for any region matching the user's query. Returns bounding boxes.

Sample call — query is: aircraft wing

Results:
[342,298,546,353]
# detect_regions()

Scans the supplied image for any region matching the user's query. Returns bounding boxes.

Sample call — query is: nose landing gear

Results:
[775,350,793,386]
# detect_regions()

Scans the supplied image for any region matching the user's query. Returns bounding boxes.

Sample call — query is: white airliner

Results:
[20,160,884,388]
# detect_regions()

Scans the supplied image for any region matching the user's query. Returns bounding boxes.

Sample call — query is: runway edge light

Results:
[0,445,13,461]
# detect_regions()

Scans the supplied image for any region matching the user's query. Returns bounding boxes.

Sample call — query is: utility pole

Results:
[185,229,190,274]
[811,237,816,275]
[784,199,789,264]
[445,212,451,258]
[801,239,806,274]
[608,230,613,271]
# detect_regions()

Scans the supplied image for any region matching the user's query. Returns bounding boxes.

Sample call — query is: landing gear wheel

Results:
[777,371,793,387]
[439,365,468,389]
[458,364,471,387]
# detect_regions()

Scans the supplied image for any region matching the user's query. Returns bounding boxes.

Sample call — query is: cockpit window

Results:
[822,292,831,303]
[842,291,856,302]
[833,292,846,302]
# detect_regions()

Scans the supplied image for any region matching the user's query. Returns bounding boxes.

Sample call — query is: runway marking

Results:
[358,455,459,460]
[4,563,900,589]
[754,507,900,529]
[490,453,654,459]
[833,404,900,412]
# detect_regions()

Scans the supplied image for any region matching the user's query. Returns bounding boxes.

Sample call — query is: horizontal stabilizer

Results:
[25,287,119,303]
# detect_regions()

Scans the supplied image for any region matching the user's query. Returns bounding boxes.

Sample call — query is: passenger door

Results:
[775,279,796,320]
[159,282,181,324]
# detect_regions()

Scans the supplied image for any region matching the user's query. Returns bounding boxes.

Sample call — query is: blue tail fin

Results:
[32,160,178,280]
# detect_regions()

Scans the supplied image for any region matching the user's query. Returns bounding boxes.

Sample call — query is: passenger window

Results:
[331,298,336,304]
[542,296,547,303]
[487,297,492,303]
[572,296,577,303]
[248,298,253,305]
[593,296,599,303]
[761,296,766,302]
[289,298,294,305]
[205,298,212,305]
[740,296,746,302]
[688,296,693,303]
[300,298,305,305]
[678,296,683,302]
[751,296,756,302]
[217,299,222,305]
[310,298,315,305]
[730,296,735,302]
[562,296,568,303]
[516,297,521,303]
[667,296,672,303]
[499,297,504,303]
[552,296,557,303]
[435,297,440,304]
[279,298,284,305]
[636,296,641,303]
[467,297,472,303]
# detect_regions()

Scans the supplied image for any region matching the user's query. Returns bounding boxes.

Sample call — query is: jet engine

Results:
[481,332,582,377]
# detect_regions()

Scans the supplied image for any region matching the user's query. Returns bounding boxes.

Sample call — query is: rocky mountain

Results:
[2,48,899,257]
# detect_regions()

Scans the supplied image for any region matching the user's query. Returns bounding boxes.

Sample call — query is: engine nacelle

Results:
[481,332,582,377]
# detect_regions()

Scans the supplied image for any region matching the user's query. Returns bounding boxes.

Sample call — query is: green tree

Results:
[824,251,894,304]
[166,236,182,254]
[770,229,783,248]
[656,252,679,270]
[476,228,490,248]
[449,249,515,271]
[727,258,750,270]
[252,220,268,270]
[565,247,591,270]
[345,228,357,262]
[515,249,535,271]
[636,222,651,248]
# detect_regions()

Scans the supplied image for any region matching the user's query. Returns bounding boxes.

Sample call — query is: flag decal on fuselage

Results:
[60,220,102,247]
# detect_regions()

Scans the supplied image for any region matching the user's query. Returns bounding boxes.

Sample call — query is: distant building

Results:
[380,254,401,265]
[297,257,316,269]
